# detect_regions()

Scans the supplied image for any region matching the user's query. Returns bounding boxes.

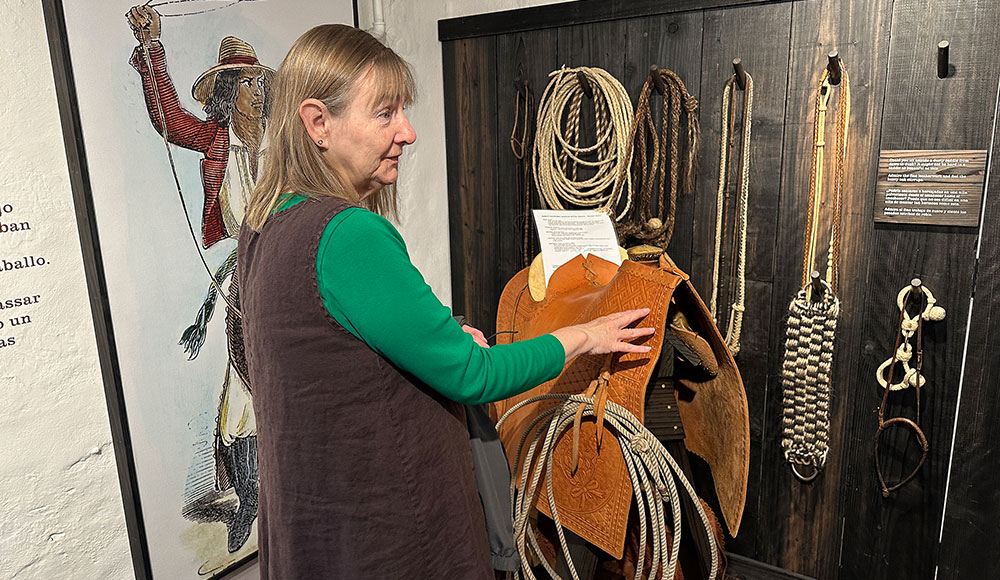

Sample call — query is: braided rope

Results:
[781,60,850,480]
[781,285,839,474]
[533,67,634,219]
[616,68,700,248]
[710,73,754,355]
[498,393,720,580]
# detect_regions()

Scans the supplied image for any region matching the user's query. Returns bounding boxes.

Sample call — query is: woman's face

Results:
[324,73,416,198]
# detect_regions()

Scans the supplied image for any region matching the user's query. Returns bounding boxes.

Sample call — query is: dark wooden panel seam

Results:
[439,0,792,41]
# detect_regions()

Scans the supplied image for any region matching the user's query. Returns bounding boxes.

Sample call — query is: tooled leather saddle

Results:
[492,252,749,560]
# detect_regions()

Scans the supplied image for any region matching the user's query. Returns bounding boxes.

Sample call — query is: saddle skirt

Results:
[493,254,749,559]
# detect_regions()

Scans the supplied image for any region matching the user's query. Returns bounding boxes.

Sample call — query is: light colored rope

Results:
[780,61,850,480]
[533,66,634,219]
[497,393,720,580]
[710,73,754,356]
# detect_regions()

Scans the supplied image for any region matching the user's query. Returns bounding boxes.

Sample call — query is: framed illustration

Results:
[42,1,356,577]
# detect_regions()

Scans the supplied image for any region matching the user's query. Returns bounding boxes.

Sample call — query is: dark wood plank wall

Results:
[758,1,894,577]
[692,3,795,559]
[837,2,1000,579]
[443,37,500,336]
[440,1,999,578]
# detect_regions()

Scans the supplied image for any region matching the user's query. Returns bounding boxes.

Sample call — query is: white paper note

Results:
[532,209,622,285]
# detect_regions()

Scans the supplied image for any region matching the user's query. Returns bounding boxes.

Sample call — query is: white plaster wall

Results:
[0,1,133,579]
[359,0,572,309]
[1,1,571,579]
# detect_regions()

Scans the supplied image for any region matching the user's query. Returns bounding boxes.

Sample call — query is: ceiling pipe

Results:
[371,0,386,40]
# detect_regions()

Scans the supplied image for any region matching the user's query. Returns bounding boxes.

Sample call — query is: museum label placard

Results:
[874,149,986,226]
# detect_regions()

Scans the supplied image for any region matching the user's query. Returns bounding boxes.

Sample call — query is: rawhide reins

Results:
[615,67,700,250]
[512,81,538,270]
[780,59,850,482]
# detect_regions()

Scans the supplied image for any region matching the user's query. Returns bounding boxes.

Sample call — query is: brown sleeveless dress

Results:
[238,197,493,579]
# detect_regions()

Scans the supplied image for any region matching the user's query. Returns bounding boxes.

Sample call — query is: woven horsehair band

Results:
[780,59,850,482]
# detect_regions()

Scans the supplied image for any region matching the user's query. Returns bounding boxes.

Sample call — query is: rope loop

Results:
[497,393,720,580]
[533,66,634,219]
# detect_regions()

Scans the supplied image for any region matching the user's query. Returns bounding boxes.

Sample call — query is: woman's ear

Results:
[298,98,330,148]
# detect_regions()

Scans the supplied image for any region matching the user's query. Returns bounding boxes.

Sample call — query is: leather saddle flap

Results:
[494,255,682,558]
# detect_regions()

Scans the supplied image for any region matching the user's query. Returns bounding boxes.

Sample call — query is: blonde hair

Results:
[246,24,415,230]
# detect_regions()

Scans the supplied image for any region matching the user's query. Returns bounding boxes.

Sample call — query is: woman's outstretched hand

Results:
[551,308,655,363]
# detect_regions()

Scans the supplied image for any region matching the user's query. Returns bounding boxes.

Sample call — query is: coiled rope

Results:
[533,66,634,219]
[616,68,700,249]
[497,394,719,580]
[710,72,753,356]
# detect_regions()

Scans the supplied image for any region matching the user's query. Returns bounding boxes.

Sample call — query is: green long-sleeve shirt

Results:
[275,194,564,405]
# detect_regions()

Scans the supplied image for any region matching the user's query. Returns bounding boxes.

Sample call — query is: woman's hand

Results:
[461,324,490,348]
[551,308,655,363]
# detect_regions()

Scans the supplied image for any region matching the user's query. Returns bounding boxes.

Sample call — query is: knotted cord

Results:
[615,68,700,249]
[533,66,634,219]
[498,394,720,580]
[874,282,945,496]
[512,82,538,270]
[710,72,753,356]
[780,60,850,482]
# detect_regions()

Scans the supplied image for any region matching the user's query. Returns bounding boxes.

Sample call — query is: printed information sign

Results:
[874,149,986,226]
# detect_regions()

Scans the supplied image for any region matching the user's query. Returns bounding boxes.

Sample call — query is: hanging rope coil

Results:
[616,67,700,249]
[533,66,635,219]
[710,72,753,356]
[498,393,720,580]
[780,60,850,482]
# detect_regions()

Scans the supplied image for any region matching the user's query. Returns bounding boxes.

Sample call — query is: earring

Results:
[317,139,323,145]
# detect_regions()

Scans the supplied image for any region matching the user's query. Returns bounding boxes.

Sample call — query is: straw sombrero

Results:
[192,36,275,104]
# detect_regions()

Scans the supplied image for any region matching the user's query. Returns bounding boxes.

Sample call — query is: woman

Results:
[238,24,653,579]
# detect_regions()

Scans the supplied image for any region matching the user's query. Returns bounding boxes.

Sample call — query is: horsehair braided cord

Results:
[710,72,753,356]
[533,66,635,219]
[512,83,538,270]
[616,68,701,249]
[780,59,850,479]
[497,394,720,580]
[801,65,851,293]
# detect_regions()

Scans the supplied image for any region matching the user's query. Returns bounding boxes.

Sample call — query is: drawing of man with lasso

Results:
[126,4,269,556]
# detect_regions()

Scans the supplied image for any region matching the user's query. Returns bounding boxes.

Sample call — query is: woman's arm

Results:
[316,208,652,405]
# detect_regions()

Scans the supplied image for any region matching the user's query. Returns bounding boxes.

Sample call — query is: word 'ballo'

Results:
[0,256,47,271]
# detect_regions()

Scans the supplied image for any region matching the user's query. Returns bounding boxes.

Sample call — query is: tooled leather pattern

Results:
[494,255,681,558]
